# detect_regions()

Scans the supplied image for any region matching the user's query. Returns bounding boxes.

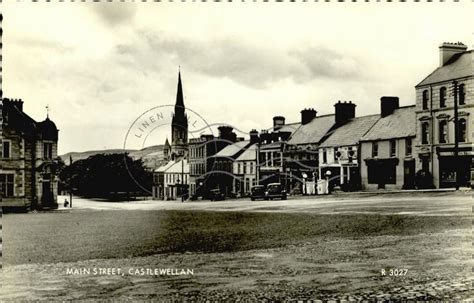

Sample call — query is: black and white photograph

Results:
[0,1,473,301]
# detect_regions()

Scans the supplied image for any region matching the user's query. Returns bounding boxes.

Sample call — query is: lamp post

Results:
[176,178,181,201]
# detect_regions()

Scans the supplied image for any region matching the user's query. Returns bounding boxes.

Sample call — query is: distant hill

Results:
[60,145,165,169]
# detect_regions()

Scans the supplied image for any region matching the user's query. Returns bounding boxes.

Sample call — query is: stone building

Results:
[188,126,238,199]
[318,101,379,191]
[414,42,473,188]
[360,98,416,190]
[284,109,335,194]
[1,98,59,210]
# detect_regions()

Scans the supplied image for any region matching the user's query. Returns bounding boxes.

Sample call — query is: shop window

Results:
[439,87,447,108]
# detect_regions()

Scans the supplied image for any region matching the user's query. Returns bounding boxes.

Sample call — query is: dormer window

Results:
[439,87,447,108]
[422,90,429,110]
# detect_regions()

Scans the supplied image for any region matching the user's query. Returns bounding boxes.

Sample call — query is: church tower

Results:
[171,70,188,159]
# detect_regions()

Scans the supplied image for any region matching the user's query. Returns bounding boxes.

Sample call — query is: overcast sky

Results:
[3,2,473,155]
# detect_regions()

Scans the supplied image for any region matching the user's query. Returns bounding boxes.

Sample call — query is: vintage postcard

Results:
[0,1,473,301]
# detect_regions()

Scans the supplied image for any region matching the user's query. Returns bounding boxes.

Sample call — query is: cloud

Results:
[90,3,138,26]
[115,30,368,89]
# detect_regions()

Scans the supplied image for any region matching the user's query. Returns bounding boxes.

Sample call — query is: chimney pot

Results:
[439,42,467,67]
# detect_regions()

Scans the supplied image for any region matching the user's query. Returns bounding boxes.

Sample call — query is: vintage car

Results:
[209,188,225,201]
[265,183,287,200]
[250,185,266,201]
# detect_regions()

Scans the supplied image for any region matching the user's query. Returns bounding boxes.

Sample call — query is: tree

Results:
[59,153,152,199]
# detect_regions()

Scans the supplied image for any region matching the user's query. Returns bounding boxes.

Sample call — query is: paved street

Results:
[1,191,472,301]
[58,190,471,216]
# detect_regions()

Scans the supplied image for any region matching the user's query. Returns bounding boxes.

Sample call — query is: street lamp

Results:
[176,178,181,201]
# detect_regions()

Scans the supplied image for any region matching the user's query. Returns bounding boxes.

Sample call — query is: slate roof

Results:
[277,122,301,134]
[320,114,380,148]
[155,160,176,173]
[361,106,416,141]
[155,159,189,174]
[235,144,257,161]
[417,50,473,87]
[214,140,250,158]
[287,114,335,145]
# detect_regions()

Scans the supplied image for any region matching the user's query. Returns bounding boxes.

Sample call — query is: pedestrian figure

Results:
[64,199,69,208]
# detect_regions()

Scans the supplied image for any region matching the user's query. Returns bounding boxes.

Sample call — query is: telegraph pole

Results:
[453,80,460,190]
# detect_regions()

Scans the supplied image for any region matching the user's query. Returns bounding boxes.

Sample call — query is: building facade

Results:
[414,42,473,188]
[233,140,258,196]
[1,98,60,210]
[318,101,379,191]
[360,98,416,190]
[284,110,335,194]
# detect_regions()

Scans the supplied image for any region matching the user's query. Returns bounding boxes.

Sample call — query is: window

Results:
[334,147,340,162]
[421,122,430,144]
[439,120,448,143]
[459,84,465,105]
[0,173,14,197]
[422,90,429,110]
[389,140,396,157]
[243,162,247,174]
[458,118,467,143]
[2,140,11,158]
[44,143,53,159]
[372,142,378,158]
[322,150,327,164]
[405,138,412,156]
[439,87,447,108]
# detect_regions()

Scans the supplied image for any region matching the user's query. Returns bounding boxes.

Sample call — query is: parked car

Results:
[265,183,287,200]
[250,185,266,201]
[209,189,225,201]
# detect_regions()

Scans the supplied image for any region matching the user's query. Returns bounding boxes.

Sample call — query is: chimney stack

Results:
[439,42,467,67]
[334,101,356,126]
[218,126,237,143]
[300,108,317,125]
[272,116,285,130]
[249,129,259,144]
[380,96,399,118]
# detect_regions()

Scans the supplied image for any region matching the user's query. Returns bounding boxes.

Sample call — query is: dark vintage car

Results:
[250,185,266,201]
[265,183,287,200]
[209,189,225,201]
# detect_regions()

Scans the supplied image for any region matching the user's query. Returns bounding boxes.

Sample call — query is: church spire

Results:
[175,69,184,109]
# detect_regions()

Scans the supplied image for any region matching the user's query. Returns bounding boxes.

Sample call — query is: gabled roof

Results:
[277,122,301,134]
[416,50,473,87]
[361,106,416,141]
[214,140,250,158]
[155,160,176,173]
[156,159,189,174]
[287,114,335,145]
[235,143,257,162]
[320,114,380,148]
